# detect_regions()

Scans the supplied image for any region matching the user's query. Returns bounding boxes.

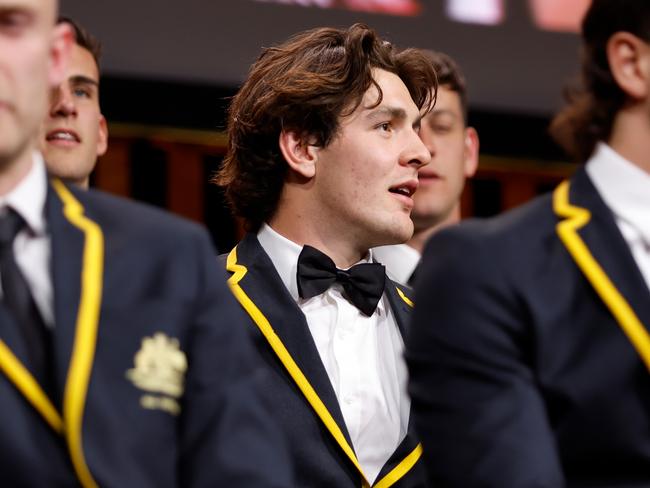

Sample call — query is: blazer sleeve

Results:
[406,226,565,488]
[178,228,294,488]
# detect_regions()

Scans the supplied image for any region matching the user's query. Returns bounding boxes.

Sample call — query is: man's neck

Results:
[268,214,370,269]
[609,105,650,174]
[0,146,35,197]
[407,207,460,254]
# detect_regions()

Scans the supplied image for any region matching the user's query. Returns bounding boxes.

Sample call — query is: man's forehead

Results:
[66,43,99,82]
[428,87,462,115]
[359,70,418,114]
[0,0,56,20]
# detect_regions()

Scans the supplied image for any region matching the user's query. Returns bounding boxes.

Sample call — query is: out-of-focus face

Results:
[39,41,107,186]
[412,85,478,232]
[0,0,68,172]
[310,68,431,249]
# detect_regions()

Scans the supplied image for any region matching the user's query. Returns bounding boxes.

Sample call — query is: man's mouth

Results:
[389,180,418,198]
[418,170,441,181]
[46,129,80,143]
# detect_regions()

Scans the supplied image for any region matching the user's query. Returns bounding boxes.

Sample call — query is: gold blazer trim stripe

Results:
[226,247,371,488]
[374,443,423,488]
[53,180,102,488]
[396,287,413,308]
[0,341,63,431]
[553,180,650,371]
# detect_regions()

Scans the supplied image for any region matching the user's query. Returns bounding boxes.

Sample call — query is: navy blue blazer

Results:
[407,167,650,487]
[224,233,430,488]
[0,180,293,487]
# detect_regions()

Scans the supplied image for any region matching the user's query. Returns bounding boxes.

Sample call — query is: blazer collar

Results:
[555,168,650,369]
[228,233,354,447]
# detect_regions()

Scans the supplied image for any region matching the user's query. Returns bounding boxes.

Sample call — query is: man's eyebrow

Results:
[69,75,99,87]
[366,105,424,130]
[365,106,407,122]
[429,109,458,118]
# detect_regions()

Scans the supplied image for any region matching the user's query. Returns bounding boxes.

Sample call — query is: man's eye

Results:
[378,122,392,132]
[0,11,31,33]
[73,88,91,98]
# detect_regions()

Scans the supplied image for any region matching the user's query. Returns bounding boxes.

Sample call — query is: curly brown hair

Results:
[214,23,437,231]
[549,0,650,162]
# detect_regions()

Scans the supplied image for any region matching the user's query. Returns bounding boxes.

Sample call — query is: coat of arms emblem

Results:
[126,333,187,414]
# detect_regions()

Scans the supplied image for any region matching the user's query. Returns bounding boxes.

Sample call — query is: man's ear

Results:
[279,130,318,179]
[97,115,108,157]
[607,32,650,101]
[463,126,479,178]
[49,22,73,87]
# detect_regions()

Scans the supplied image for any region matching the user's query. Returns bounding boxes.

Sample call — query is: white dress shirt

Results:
[586,143,650,292]
[257,224,410,484]
[373,243,421,286]
[0,152,53,326]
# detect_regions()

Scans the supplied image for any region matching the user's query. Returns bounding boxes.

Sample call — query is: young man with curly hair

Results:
[217,23,435,487]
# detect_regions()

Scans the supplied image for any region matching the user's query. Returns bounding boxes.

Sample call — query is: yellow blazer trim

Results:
[373,443,423,488]
[395,287,413,308]
[553,180,650,371]
[0,341,63,432]
[226,247,371,488]
[53,179,102,488]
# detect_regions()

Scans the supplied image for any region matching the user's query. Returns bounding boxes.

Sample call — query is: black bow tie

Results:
[296,245,386,316]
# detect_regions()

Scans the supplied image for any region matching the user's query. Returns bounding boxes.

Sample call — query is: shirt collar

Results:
[257,223,381,311]
[0,151,48,236]
[257,223,303,301]
[372,243,420,285]
[586,142,650,245]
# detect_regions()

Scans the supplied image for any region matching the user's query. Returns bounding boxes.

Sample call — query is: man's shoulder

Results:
[60,183,208,241]
[426,192,555,258]
[417,192,559,293]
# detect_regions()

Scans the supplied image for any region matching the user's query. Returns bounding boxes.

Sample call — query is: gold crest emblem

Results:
[126,333,187,415]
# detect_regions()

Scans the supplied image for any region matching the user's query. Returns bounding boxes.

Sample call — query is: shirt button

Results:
[344,396,355,405]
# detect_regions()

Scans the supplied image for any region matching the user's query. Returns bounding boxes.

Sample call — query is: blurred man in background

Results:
[408,0,650,485]
[0,1,292,485]
[374,50,478,285]
[39,17,106,188]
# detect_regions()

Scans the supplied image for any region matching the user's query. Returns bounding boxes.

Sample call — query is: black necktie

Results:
[297,245,386,316]
[0,209,53,396]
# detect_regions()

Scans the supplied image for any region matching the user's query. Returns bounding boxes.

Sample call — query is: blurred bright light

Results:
[529,0,590,32]
[445,0,504,26]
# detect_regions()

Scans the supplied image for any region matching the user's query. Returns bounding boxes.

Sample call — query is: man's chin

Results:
[372,222,414,248]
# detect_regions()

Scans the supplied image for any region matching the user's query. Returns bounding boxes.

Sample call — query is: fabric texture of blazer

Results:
[407,167,650,487]
[0,180,293,488]
[224,233,430,488]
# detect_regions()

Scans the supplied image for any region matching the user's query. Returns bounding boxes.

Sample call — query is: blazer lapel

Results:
[554,168,650,369]
[0,184,71,434]
[47,179,104,488]
[227,234,370,482]
[384,281,414,337]
[47,183,84,397]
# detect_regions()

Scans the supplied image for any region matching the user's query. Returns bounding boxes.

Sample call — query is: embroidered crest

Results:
[126,333,187,415]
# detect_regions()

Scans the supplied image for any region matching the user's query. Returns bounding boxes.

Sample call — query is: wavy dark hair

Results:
[550,0,650,162]
[422,50,468,125]
[214,23,437,231]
